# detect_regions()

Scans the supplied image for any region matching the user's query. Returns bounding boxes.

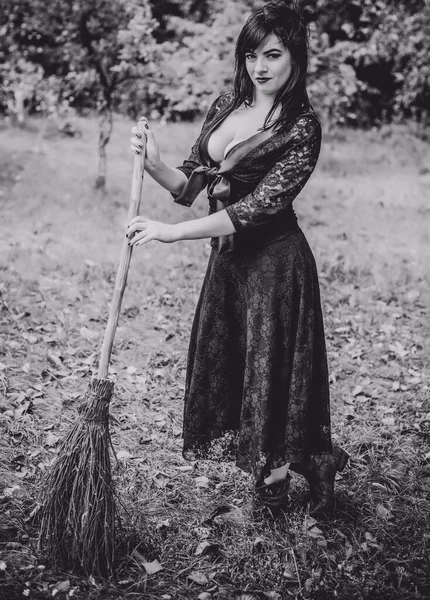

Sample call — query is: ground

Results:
[0,114,429,600]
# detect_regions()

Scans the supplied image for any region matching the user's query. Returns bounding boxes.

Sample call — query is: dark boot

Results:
[253,473,291,518]
[290,446,349,518]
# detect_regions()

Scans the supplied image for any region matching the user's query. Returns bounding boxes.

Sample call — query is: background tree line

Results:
[1,0,429,186]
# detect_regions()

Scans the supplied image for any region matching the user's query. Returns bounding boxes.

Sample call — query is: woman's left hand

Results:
[126,216,178,247]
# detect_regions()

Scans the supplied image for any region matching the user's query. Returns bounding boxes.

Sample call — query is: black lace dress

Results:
[173,92,332,480]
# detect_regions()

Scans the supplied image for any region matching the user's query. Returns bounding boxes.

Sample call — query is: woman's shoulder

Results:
[278,108,321,145]
[205,90,235,120]
[294,108,321,137]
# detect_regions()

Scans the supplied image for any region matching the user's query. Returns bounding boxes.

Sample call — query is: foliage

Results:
[306,0,430,125]
[1,0,429,125]
[0,0,166,115]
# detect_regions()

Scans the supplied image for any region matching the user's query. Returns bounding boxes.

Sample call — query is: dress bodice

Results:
[173,92,322,253]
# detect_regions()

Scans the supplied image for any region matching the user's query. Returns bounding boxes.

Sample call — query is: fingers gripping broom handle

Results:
[97,124,146,380]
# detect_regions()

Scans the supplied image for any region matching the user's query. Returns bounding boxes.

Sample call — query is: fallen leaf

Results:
[405,289,420,303]
[14,391,27,404]
[79,326,99,340]
[152,472,169,488]
[352,385,363,397]
[355,394,368,403]
[283,561,297,580]
[22,332,38,344]
[376,504,392,520]
[0,561,6,571]
[14,400,33,418]
[52,580,70,594]
[6,542,22,550]
[188,571,208,585]
[389,342,408,358]
[47,352,63,368]
[156,518,171,530]
[45,432,59,447]
[5,483,28,498]
[132,550,163,574]
[142,559,163,575]
[116,450,133,460]
[305,516,317,529]
[195,476,210,488]
[195,541,212,556]
[203,504,245,527]
[195,541,219,557]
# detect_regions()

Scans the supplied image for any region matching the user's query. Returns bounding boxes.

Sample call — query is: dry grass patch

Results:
[0,115,429,599]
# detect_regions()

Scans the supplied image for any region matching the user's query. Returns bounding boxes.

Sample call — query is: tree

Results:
[138,0,264,121]
[304,0,430,125]
[1,0,429,136]
[1,0,166,189]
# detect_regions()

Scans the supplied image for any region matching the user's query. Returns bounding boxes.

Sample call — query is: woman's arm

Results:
[146,159,188,195]
[225,114,321,230]
[131,118,188,194]
[130,93,231,197]
[126,210,236,247]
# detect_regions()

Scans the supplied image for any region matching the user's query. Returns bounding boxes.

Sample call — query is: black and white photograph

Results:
[0,1,429,598]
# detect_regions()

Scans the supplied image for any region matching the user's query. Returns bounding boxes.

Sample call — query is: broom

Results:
[38,124,146,577]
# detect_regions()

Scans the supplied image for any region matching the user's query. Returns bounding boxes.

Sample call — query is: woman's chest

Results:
[206,107,271,163]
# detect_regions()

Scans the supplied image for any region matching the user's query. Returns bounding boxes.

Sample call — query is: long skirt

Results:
[182,227,332,479]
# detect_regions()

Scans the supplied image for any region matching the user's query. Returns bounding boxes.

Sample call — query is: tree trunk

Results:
[95,103,113,190]
[13,88,26,126]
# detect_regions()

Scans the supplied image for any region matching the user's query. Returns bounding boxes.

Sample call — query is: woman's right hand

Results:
[130,117,161,172]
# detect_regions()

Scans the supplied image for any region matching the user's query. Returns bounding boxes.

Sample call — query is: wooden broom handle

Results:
[97,123,146,379]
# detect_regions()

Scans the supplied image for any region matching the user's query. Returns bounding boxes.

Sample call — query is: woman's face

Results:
[245,34,292,97]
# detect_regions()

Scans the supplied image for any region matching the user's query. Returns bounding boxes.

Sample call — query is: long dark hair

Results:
[232,1,312,131]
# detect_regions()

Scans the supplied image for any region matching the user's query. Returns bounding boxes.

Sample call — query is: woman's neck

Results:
[251,88,276,111]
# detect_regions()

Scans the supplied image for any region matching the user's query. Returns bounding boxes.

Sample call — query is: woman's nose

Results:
[255,57,268,73]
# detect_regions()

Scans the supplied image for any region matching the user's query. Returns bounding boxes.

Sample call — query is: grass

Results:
[0,113,429,600]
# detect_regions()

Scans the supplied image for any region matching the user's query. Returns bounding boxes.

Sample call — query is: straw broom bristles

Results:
[38,377,119,577]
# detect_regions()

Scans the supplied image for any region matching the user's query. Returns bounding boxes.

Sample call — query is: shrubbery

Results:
[1,0,429,127]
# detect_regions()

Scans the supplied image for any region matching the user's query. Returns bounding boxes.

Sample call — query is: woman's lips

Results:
[256,77,271,83]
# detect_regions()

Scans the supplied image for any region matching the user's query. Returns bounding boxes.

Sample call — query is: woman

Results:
[127,1,348,517]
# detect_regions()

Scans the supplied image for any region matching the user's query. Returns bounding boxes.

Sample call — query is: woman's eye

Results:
[268,53,281,59]
[245,54,256,60]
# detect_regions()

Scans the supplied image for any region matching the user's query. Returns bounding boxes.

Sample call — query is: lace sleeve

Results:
[175,93,233,180]
[225,115,321,231]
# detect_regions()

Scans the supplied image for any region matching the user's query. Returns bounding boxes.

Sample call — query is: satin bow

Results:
[173,164,230,208]
[174,165,234,253]
[173,127,276,253]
